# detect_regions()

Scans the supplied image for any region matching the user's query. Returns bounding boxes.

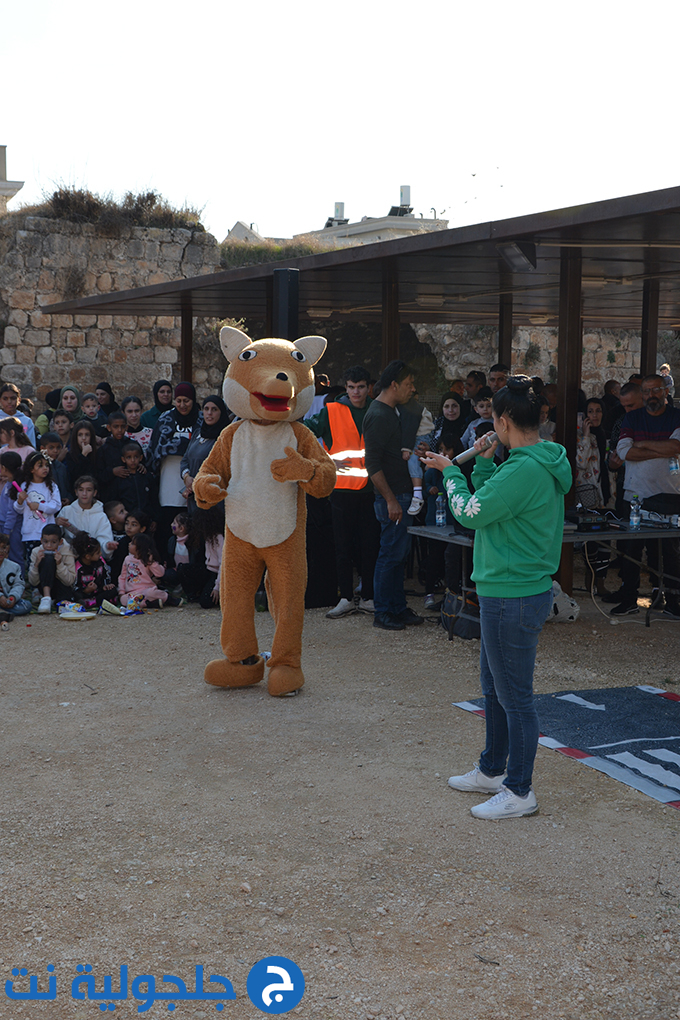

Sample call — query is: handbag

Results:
[441,587,481,641]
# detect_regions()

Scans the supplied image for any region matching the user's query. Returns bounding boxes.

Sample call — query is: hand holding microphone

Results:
[421,432,499,472]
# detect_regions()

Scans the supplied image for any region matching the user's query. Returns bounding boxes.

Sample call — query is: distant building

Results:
[223,188,449,249]
[0,147,24,215]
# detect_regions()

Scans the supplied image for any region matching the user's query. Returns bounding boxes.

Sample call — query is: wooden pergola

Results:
[45,183,680,478]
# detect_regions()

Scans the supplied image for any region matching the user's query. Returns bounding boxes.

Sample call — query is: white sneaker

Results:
[356,598,375,614]
[447,765,506,793]
[424,593,438,609]
[326,597,357,619]
[470,787,539,819]
[407,496,425,515]
[38,596,52,614]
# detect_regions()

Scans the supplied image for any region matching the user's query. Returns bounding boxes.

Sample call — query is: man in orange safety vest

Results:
[304,366,381,619]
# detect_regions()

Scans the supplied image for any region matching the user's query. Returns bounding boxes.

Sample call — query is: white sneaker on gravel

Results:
[326,598,357,619]
[447,766,506,793]
[38,596,52,614]
[356,598,375,614]
[470,787,538,819]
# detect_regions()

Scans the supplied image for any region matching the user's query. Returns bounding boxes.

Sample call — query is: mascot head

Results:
[220,326,327,422]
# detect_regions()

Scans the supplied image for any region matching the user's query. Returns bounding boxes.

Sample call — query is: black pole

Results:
[272,268,299,340]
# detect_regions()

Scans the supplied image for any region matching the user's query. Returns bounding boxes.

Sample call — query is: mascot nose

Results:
[276,373,289,381]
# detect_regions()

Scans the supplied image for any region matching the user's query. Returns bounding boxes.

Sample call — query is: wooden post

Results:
[555,246,582,594]
[272,268,299,340]
[498,282,513,368]
[640,276,659,377]
[382,259,400,366]
[180,299,193,382]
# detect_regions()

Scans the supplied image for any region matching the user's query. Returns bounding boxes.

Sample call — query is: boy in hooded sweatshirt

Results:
[96,412,129,503]
[56,476,116,560]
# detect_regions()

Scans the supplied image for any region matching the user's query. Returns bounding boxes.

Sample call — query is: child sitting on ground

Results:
[118,533,181,608]
[0,451,24,574]
[109,508,151,585]
[27,523,76,614]
[56,476,116,560]
[72,531,116,608]
[110,441,156,514]
[37,432,70,504]
[15,451,62,568]
[104,500,128,548]
[460,387,494,450]
[0,532,31,627]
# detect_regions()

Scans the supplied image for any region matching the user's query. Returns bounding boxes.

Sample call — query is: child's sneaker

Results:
[407,496,425,515]
[38,596,52,614]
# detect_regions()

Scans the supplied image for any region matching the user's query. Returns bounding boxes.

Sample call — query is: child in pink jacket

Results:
[118,533,181,608]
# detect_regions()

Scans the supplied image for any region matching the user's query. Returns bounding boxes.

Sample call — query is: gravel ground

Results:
[1,571,679,1020]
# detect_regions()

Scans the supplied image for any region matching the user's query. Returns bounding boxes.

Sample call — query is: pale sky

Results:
[3,0,679,242]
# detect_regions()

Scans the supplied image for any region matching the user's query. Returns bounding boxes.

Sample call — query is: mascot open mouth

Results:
[253,392,291,413]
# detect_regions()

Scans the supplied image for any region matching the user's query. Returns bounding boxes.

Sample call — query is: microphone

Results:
[450,432,499,466]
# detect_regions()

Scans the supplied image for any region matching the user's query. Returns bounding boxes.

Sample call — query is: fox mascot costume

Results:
[193,326,336,696]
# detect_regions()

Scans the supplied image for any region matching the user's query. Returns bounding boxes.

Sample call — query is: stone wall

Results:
[412,323,680,395]
[0,216,222,409]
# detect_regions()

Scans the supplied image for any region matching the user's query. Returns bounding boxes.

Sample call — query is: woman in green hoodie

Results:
[422,376,572,820]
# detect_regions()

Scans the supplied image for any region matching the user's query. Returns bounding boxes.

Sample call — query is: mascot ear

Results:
[220,326,252,362]
[294,335,326,366]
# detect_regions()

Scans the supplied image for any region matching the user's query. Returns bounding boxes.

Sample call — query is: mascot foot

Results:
[267,664,305,698]
[204,656,265,688]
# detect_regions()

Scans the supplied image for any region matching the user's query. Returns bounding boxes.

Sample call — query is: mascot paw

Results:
[267,664,305,697]
[270,447,313,484]
[204,656,265,688]
[193,473,227,507]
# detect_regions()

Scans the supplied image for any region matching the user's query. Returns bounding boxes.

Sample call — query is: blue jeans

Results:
[5,598,31,616]
[477,590,552,796]
[373,493,412,615]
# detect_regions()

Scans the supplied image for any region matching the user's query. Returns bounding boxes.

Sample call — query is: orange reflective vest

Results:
[326,402,368,490]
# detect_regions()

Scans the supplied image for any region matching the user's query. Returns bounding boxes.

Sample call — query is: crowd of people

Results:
[0,380,228,623]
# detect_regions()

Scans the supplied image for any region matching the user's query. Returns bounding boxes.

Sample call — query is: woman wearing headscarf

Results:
[95,382,120,415]
[35,386,84,436]
[179,396,230,514]
[150,382,201,551]
[140,380,174,430]
[427,392,466,451]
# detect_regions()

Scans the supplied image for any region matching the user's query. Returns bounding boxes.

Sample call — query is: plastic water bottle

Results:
[670,457,679,475]
[435,492,446,527]
[629,495,641,531]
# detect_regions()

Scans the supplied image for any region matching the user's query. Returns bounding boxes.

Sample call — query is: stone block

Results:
[2,365,32,386]
[132,331,150,347]
[86,329,102,346]
[130,348,154,364]
[112,316,137,331]
[10,291,35,311]
[83,272,98,294]
[127,240,145,258]
[98,315,113,329]
[8,309,28,328]
[160,243,184,262]
[75,348,98,364]
[156,316,176,329]
[154,346,178,364]
[184,244,204,264]
[68,368,87,384]
[97,348,112,364]
[194,368,208,384]
[58,349,75,365]
[38,270,56,291]
[67,331,86,348]
[137,316,156,329]
[74,314,97,328]
[144,242,160,261]
[97,272,112,293]
[148,272,169,286]
[16,346,36,364]
[36,292,59,307]
[114,350,128,363]
[0,348,16,365]
[36,347,57,365]
[24,330,51,347]
[101,330,121,347]
[30,310,52,329]
[52,314,73,328]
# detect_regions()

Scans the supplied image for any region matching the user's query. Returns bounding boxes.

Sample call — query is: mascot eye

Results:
[238,349,257,361]
[291,349,306,362]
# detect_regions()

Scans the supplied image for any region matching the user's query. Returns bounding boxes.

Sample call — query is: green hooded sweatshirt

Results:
[442,441,572,597]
